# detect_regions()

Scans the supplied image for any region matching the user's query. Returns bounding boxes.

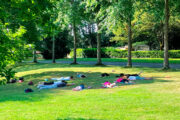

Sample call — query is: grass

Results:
[0,63,180,120]
[33,58,180,64]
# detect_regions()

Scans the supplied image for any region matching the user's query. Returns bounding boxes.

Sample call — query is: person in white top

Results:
[51,76,74,81]
[37,80,75,90]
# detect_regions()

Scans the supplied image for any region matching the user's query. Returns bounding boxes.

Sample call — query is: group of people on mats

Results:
[37,72,152,90]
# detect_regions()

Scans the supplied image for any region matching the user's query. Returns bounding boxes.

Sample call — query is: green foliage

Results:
[0,23,29,66]
[0,67,16,83]
[132,41,148,48]
[0,79,6,85]
[57,0,85,28]
[0,0,54,78]
[70,48,180,58]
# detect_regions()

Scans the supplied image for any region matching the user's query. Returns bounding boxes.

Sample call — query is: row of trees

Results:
[66,0,179,69]
[0,0,180,72]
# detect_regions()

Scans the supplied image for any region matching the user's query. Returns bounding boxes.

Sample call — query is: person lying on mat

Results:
[116,73,130,83]
[102,81,116,88]
[37,80,74,90]
[72,84,85,91]
[51,76,74,81]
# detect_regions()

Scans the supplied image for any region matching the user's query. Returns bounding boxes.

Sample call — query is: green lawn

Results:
[36,58,180,64]
[0,63,180,120]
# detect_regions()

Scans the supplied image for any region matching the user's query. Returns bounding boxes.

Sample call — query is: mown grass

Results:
[35,58,180,64]
[0,63,180,120]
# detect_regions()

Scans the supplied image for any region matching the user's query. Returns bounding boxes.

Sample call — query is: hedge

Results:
[69,48,180,58]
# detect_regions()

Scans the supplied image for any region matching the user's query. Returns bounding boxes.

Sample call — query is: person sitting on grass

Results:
[72,84,85,91]
[37,80,75,90]
[102,81,116,88]
[115,73,130,83]
[51,76,74,81]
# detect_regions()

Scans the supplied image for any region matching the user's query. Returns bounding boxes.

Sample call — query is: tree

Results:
[142,0,170,69]
[104,0,137,67]
[85,0,111,65]
[163,0,170,69]
[57,0,85,64]
[0,0,54,81]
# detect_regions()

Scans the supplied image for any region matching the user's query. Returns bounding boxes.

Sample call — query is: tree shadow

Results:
[20,71,172,88]
[0,67,173,103]
[15,63,180,74]
[14,63,111,73]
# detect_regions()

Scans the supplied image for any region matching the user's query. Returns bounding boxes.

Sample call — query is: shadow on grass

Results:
[15,63,180,74]
[0,85,60,102]
[20,71,172,87]
[14,63,110,73]
[0,65,173,103]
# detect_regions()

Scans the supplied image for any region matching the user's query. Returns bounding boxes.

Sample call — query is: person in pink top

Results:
[104,81,111,86]
[115,73,130,83]
[102,81,116,88]
[116,78,123,83]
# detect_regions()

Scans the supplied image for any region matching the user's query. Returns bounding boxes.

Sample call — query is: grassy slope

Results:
[37,58,180,64]
[0,63,180,120]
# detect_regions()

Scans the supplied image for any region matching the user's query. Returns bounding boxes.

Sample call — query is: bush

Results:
[0,67,16,83]
[131,51,163,58]
[0,79,6,85]
[69,48,85,58]
[69,48,180,58]
[169,50,180,58]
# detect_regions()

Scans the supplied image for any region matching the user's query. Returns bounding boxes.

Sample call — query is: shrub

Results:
[169,50,180,58]
[0,79,6,85]
[0,68,16,83]
[69,48,85,58]
[69,48,180,58]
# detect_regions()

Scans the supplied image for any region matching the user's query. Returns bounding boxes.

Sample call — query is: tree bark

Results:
[72,20,77,64]
[96,23,102,65]
[163,0,170,69]
[52,34,56,63]
[88,24,93,48]
[127,17,132,67]
[33,49,37,63]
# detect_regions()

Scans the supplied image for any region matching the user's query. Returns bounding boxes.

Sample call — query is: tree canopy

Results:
[0,0,180,77]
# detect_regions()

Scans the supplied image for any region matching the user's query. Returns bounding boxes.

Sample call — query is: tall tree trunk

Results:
[72,20,77,64]
[163,0,170,69]
[96,23,102,65]
[33,49,37,63]
[52,34,56,63]
[127,17,132,67]
[88,24,93,48]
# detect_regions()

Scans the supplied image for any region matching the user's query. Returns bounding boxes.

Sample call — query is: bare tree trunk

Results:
[127,17,132,67]
[72,20,77,64]
[96,23,102,65]
[33,49,37,63]
[52,34,56,63]
[163,0,170,69]
[88,24,93,48]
